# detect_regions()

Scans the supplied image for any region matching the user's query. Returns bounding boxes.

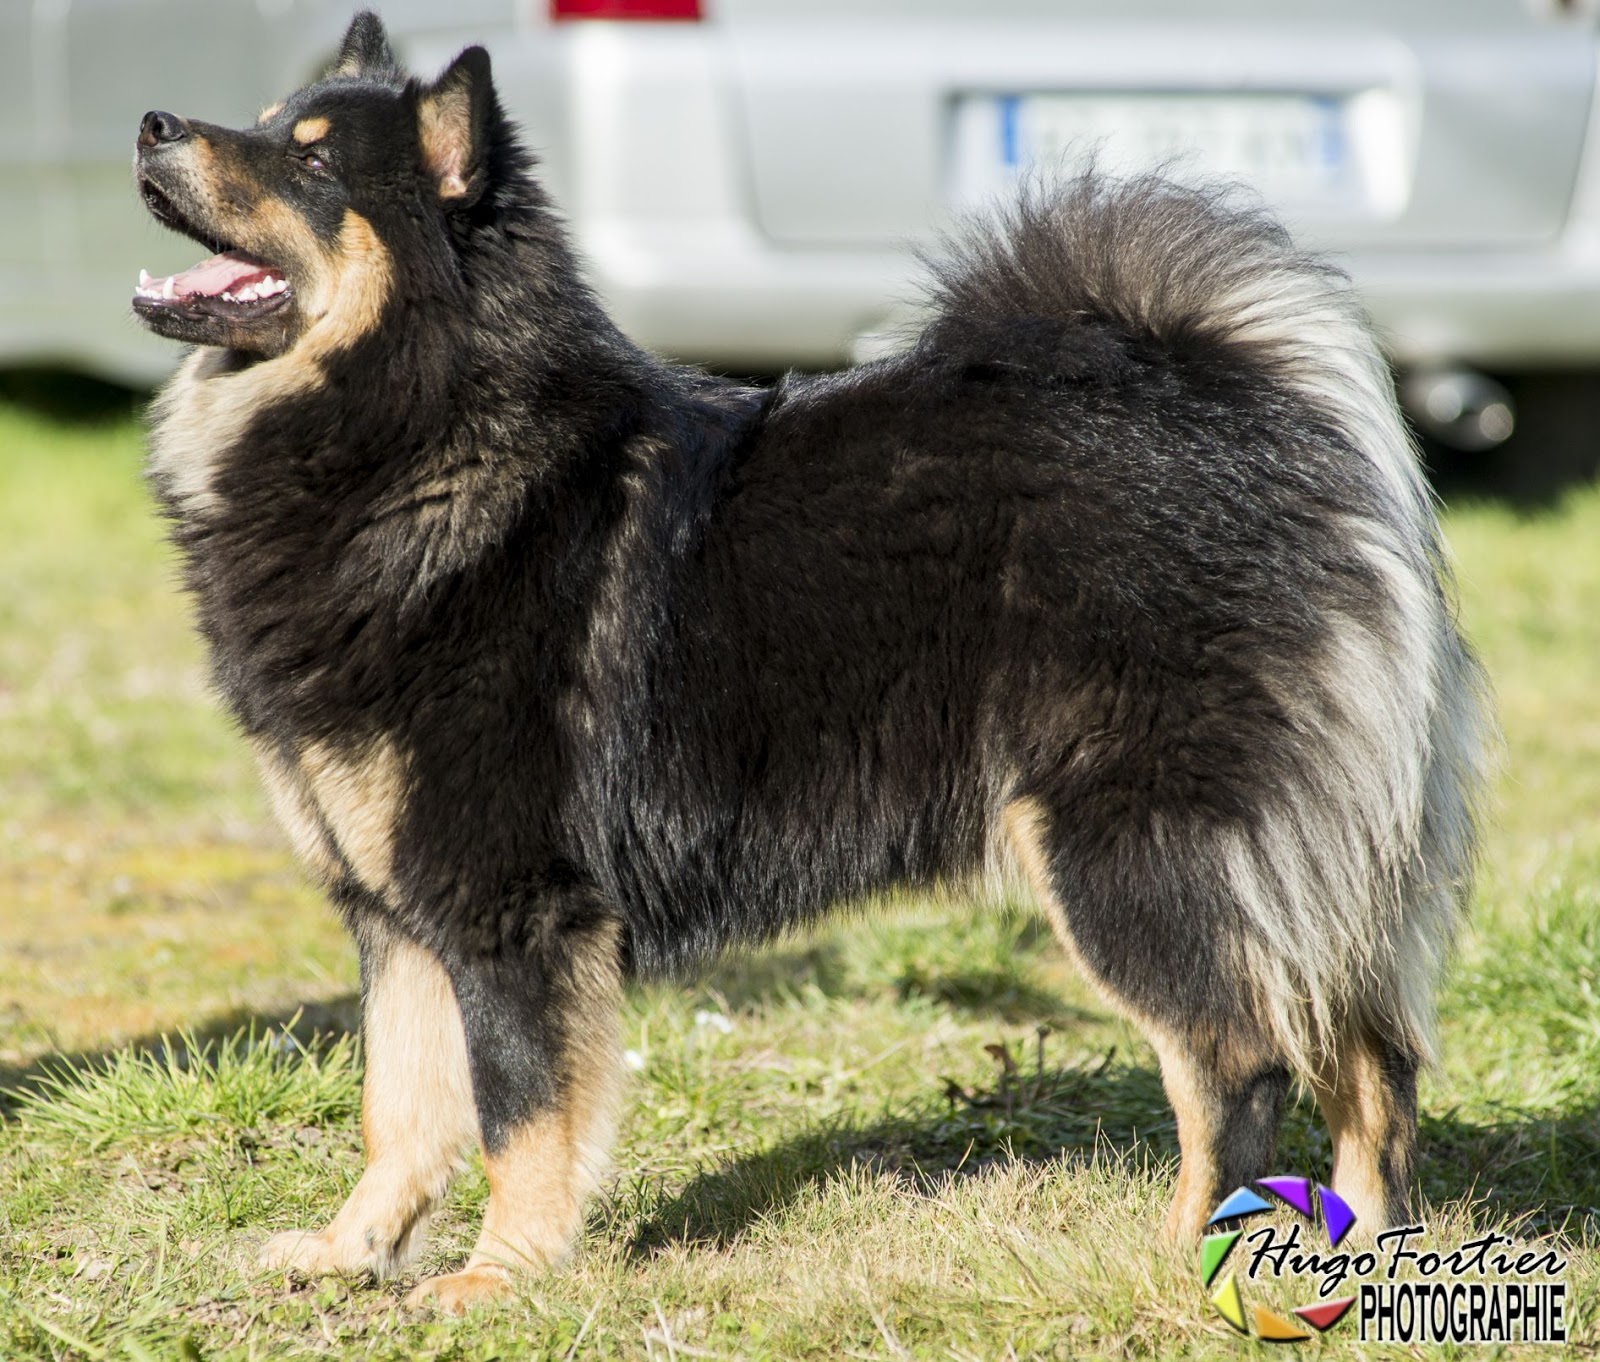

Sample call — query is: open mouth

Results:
[132,177,292,324]
[133,251,291,316]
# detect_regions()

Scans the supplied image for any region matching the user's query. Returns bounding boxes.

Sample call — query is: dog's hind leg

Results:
[1310,1029,1419,1235]
[1003,796,1291,1241]
[1145,1030,1292,1241]
[405,913,624,1313]
[261,910,477,1279]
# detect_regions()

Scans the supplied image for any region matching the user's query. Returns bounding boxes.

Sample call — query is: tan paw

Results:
[403,1265,512,1314]
[260,1228,366,1278]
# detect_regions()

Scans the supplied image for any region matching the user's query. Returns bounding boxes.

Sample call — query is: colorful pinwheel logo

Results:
[1201,1177,1358,1342]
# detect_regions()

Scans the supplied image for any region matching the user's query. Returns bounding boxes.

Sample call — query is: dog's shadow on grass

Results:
[1417,1101,1600,1237]
[618,1049,1177,1257]
[621,1054,1600,1256]
[693,922,1103,1028]
[6,975,1596,1252]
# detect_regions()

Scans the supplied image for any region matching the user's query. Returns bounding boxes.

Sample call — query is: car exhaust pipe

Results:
[1400,369,1516,452]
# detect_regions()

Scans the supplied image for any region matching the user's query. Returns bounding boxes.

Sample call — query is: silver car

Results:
[5,0,1597,450]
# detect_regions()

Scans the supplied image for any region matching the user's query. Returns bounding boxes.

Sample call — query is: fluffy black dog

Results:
[133,11,1488,1310]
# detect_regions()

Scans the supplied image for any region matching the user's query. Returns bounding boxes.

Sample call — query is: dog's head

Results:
[132,11,504,358]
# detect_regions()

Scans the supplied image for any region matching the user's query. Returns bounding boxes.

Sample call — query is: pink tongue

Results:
[168,251,275,298]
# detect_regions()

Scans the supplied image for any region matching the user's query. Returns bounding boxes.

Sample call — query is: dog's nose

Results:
[138,110,188,149]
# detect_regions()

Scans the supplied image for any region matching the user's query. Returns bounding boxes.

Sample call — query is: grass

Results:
[0,393,1597,1359]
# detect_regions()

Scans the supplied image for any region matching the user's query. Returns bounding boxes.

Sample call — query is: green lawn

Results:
[0,396,1596,1359]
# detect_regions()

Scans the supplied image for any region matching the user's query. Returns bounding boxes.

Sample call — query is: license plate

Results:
[949,92,1357,215]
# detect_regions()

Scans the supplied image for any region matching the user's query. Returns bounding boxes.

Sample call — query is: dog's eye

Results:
[292,149,328,174]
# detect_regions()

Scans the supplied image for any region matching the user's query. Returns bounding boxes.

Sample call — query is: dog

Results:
[132,10,1489,1312]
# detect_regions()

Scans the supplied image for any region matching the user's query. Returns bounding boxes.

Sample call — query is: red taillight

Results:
[550,0,702,18]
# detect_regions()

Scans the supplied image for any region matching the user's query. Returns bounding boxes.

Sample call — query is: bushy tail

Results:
[924,172,1435,540]
[927,172,1494,1071]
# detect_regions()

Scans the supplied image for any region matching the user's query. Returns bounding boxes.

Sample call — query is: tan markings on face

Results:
[195,150,393,357]
[149,131,254,270]
[145,134,394,520]
[261,931,476,1278]
[404,922,625,1312]
[299,736,407,896]
[292,116,331,145]
[417,85,473,199]
[189,133,217,174]
[145,207,394,523]
[251,738,340,882]
[290,208,395,356]
[240,190,321,274]
[257,102,284,126]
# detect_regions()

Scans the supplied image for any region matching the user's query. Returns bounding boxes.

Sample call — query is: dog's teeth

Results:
[221,292,234,302]
[237,285,258,302]
[162,276,176,299]
[138,269,152,288]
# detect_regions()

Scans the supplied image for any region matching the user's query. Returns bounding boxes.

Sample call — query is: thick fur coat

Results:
[134,12,1489,1309]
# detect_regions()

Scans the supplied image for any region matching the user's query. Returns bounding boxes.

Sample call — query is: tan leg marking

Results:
[406,926,625,1313]
[1149,1032,1222,1243]
[1151,1025,1291,1244]
[1002,796,1286,1244]
[299,736,407,896]
[251,739,340,882]
[1001,796,1081,961]
[261,934,475,1279]
[1311,1032,1414,1236]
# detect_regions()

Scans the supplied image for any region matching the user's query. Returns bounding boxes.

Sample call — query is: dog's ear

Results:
[414,46,496,205]
[333,11,398,79]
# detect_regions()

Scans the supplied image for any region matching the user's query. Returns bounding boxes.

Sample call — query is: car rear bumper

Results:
[581,221,1600,372]
[1357,247,1600,369]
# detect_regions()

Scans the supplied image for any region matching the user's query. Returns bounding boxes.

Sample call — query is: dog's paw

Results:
[260,1228,367,1279]
[403,1265,512,1314]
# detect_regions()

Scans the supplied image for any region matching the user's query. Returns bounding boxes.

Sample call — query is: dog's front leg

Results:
[262,910,477,1279]
[404,912,625,1313]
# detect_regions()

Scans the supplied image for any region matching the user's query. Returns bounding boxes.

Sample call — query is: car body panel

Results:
[7,0,1600,383]
[721,6,1591,250]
